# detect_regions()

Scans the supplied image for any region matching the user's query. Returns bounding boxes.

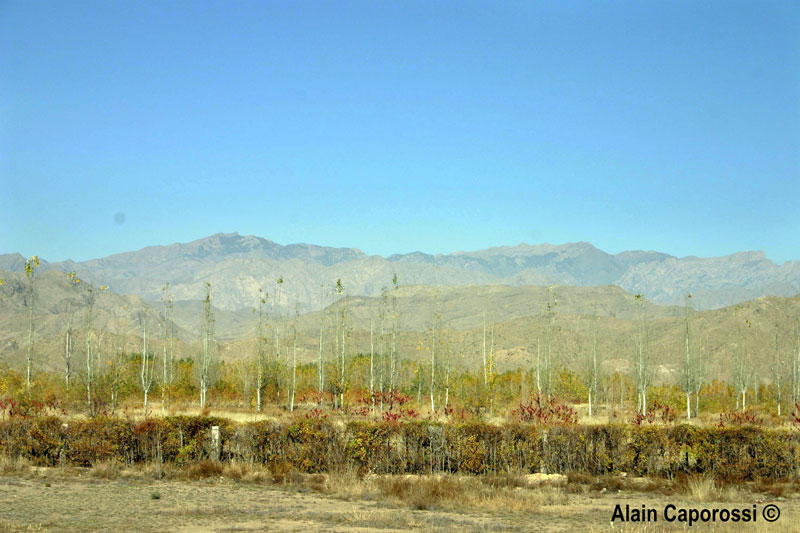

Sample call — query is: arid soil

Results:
[1,466,799,532]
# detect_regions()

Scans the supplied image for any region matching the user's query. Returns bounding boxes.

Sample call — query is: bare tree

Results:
[691,335,706,418]
[318,283,328,395]
[254,288,269,412]
[479,309,497,403]
[535,336,542,396]
[109,311,126,411]
[733,308,751,411]
[679,294,695,420]
[140,312,155,413]
[289,304,298,412]
[632,294,653,414]
[442,330,454,411]
[390,274,399,393]
[333,279,349,409]
[772,326,786,416]
[430,310,439,413]
[541,289,558,399]
[160,283,175,412]
[482,312,488,391]
[584,313,601,417]
[199,282,216,409]
[488,314,496,410]
[274,276,284,406]
[62,272,81,393]
[24,256,39,388]
[83,285,97,411]
[793,320,800,407]
[370,318,375,412]
[378,289,388,411]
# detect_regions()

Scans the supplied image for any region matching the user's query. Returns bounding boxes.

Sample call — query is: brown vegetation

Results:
[2,415,800,482]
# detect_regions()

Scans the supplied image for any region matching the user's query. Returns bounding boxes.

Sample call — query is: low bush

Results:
[2,416,800,481]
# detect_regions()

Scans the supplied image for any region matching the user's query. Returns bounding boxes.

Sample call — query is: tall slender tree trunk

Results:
[536,339,541,396]
[26,307,34,388]
[430,323,436,414]
[290,335,296,412]
[370,320,375,412]
[318,323,325,394]
[142,319,148,411]
[256,366,262,412]
[64,309,73,393]
[482,313,487,389]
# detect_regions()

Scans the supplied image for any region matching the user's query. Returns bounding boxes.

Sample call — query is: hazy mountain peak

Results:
[0,253,27,272]
[4,233,798,311]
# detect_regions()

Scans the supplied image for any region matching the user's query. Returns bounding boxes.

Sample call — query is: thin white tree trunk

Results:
[430,323,436,414]
[482,313,487,389]
[370,320,374,412]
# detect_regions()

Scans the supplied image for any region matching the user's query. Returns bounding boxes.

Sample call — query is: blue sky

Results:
[2,1,798,263]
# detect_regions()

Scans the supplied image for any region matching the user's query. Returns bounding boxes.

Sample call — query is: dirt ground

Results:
[1,470,799,532]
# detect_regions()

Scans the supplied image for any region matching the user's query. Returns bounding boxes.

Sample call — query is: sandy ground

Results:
[1,471,800,532]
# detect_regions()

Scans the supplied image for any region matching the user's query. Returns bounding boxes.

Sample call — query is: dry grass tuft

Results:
[373,475,462,510]
[138,461,172,480]
[566,471,595,486]
[482,473,528,489]
[222,461,271,483]
[306,473,327,492]
[315,470,368,500]
[321,474,570,512]
[267,460,300,484]
[753,479,786,498]
[0,520,47,532]
[184,459,224,479]
[591,475,625,492]
[0,456,32,475]
[686,474,717,502]
[681,474,745,503]
[89,459,122,479]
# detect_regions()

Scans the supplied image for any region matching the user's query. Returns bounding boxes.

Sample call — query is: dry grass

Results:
[589,524,799,533]
[686,474,718,502]
[312,472,568,513]
[682,474,746,503]
[0,456,32,475]
[183,459,224,479]
[4,459,800,532]
[222,461,272,483]
[88,459,122,479]
[0,521,47,532]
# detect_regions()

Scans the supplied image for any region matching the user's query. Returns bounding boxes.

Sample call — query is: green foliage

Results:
[553,368,587,403]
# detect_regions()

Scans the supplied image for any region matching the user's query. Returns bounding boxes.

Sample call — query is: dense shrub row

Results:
[1,417,799,481]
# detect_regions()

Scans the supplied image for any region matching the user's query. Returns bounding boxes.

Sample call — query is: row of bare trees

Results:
[9,260,800,419]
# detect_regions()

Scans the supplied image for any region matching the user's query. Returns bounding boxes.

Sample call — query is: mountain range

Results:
[3,267,798,385]
[2,233,798,312]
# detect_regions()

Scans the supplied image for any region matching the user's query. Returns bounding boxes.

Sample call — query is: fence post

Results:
[211,425,221,461]
[540,429,549,474]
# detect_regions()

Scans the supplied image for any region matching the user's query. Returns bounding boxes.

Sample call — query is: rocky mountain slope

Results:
[2,233,798,312]
[3,271,797,388]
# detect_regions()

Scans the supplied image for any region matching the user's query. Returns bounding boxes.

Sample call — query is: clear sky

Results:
[2,1,798,263]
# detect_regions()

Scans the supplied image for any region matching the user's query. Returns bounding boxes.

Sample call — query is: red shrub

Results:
[512,395,577,425]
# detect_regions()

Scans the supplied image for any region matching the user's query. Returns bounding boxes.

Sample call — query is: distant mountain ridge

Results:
[2,233,798,311]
